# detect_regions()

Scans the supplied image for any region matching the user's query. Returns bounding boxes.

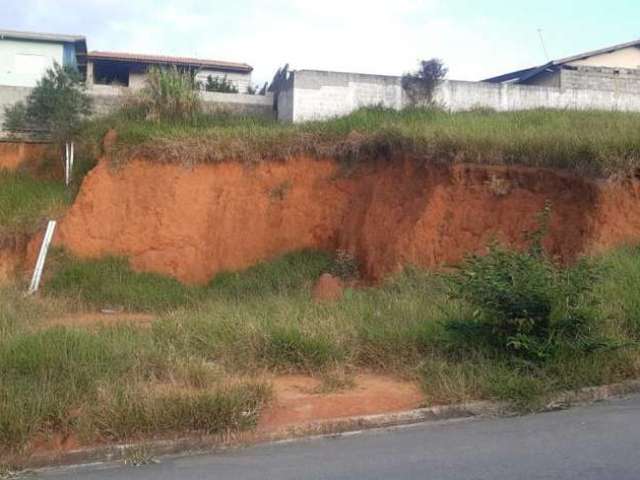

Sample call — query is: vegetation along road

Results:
[43,394,640,480]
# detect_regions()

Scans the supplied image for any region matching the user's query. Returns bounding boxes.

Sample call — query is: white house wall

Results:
[0,39,64,87]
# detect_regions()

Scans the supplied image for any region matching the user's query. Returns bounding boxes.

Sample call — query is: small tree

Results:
[203,75,239,93]
[2,63,92,141]
[402,58,448,106]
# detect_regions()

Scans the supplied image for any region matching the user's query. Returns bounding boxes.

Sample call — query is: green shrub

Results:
[202,75,239,94]
[2,63,92,142]
[447,242,602,361]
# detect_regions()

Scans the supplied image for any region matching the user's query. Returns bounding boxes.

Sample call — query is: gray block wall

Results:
[0,84,275,136]
[279,69,640,123]
[560,66,640,93]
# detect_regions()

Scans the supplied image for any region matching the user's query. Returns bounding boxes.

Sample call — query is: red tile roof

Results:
[87,51,252,73]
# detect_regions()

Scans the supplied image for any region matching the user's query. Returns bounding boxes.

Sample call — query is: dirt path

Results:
[259,374,424,431]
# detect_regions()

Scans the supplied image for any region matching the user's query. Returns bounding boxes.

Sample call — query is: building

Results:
[484,39,640,93]
[86,51,253,93]
[0,29,87,87]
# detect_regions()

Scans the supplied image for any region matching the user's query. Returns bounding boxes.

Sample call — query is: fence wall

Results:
[0,84,275,136]
[279,69,640,122]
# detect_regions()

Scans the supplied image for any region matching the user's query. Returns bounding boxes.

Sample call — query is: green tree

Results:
[2,63,92,143]
[203,75,239,93]
[402,58,448,106]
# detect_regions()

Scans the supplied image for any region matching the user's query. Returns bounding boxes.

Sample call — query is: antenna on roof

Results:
[537,28,550,62]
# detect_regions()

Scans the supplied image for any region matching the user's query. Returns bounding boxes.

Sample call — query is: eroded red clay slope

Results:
[52,155,640,284]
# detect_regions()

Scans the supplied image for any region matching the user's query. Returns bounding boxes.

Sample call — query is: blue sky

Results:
[2,0,639,86]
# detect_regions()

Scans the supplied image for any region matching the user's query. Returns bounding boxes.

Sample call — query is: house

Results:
[0,29,87,87]
[484,39,640,93]
[86,51,253,93]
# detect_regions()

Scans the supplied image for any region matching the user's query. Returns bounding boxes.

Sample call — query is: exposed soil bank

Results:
[0,141,55,172]
[51,156,640,284]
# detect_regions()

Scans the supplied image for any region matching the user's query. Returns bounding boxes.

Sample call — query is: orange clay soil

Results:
[258,374,424,432]
[0,141,58,173]
[42,154,640,284]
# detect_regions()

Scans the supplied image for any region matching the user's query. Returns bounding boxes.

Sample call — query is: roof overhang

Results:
[484,38,640,84]
[87,51,253,74]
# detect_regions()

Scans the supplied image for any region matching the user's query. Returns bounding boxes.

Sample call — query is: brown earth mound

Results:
[312,273,344,302]
[45,155,640,284]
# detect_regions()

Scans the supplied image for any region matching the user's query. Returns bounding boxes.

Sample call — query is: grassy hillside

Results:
[86,107,640,176]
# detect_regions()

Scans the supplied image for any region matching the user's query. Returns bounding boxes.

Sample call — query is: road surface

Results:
[40,395,640,480]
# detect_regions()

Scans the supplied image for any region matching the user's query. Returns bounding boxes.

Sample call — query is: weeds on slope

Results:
[0,171,68,236]
[3,245,640,455]
[83,107,640,177]
[43,249,334,311]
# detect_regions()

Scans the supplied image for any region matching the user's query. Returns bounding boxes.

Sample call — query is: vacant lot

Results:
[2,244,640,459]
[3,107,640,463]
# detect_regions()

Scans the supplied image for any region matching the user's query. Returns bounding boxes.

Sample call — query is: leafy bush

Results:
[202,74,239,93]
[446,209,603,361]
[2,63,92,142]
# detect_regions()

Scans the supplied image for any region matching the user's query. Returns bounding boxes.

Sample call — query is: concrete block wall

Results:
[0,84,275,135]
[279,70,404,122]
[434,79,640,112]
[279,69,640,122]
[560,66,640,94]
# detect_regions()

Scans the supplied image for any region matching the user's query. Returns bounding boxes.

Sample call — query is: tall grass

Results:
[84,107,640,176]
[2,245,640,456]
[0,171,68,235]
[44,249,333,311]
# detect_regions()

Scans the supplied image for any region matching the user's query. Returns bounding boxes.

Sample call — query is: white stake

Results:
[28,220,57,295]
[64,143,69,186]
[70,142,74,180]
[64,142,74,186]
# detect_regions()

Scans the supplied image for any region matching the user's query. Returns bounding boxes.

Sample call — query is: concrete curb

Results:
[17,379,640,473]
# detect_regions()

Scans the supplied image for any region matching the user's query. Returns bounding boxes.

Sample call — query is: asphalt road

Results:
[40,395,640,480]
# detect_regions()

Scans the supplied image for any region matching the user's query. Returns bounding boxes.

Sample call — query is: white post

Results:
[28,220,57,295]
[64,143,69,186]
[70,142,74,181]
[64,142,74,186]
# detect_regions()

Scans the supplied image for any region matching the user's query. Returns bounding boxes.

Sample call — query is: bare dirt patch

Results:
[38,312,155,330]
[258,374,424,431]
